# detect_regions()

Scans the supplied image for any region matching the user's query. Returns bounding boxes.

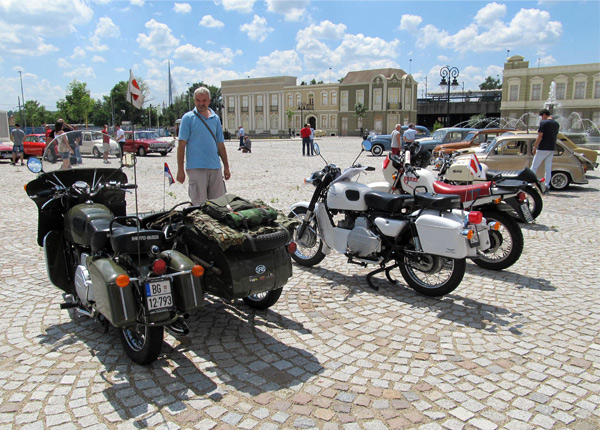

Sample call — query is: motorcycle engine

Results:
[347,217,381,258]
[74,253,95,306]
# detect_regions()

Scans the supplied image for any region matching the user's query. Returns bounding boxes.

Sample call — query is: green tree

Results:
[56,80,95,126]
[433,120,444,131]
[479,76,502,90]
[466,113,488,128]
[23,100,49,127]
[286,108,294,130]
[354,102,367,135]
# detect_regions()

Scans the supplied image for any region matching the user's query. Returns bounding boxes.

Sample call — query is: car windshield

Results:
[464,131,477,141]
[432,130,447,140]
[482,137,499,153]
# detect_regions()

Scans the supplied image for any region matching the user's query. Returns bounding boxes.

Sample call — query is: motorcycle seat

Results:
[486,167,538,183]
[110,226,165,254]
[432,181,491,202]
[414,192,462,210]
[364,191,415,213]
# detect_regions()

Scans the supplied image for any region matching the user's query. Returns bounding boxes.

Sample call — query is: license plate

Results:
[520,203,534,223]
[145,279,173,313]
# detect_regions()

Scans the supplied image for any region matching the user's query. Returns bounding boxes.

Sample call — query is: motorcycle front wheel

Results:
[398,254,466,297]
[472,210,523,271]
[243,287,283,310]
[287,207,326,267]
[119,325,164,365]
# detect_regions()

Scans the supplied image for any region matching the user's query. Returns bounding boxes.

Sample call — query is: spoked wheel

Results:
[522,186,543,220]
[472,210,523,271]
[118,324,164,365]
[287,207,325,267]
[243,288,283,310]
[398,253,466,297]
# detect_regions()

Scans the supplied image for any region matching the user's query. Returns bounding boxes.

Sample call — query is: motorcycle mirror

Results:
[312,142,320,156]
[122,153,136,168]
[27,157,43,174]
[362,141,372,151]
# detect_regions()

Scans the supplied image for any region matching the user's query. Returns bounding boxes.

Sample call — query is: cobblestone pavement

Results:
[0,137,598,430]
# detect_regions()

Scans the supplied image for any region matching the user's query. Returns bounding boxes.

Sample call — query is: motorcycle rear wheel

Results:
[288,207,325,267]
[119,325,164,365]
[399,254,466,297]
[243,287,283,310]
[472,210,523,271]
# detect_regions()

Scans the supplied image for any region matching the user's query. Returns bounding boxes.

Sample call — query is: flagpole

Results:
[163,165,166,211]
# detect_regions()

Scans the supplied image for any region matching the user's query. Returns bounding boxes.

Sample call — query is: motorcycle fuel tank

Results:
[64,203,113,250]
[327,182,371,211]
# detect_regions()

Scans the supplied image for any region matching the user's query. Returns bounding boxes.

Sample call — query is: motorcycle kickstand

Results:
[366,265,389,291]
[384,264,400,285]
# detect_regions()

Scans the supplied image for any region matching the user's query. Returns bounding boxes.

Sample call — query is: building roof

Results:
[341,68,407,85]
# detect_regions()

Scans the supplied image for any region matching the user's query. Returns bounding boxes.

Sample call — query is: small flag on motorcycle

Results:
[164,162,174,185]
[469,154,484,178]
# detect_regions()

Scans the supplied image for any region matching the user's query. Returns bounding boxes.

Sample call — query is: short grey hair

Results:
[194,87,211,98]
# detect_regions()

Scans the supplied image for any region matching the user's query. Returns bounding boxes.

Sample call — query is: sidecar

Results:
[143,198,296,310]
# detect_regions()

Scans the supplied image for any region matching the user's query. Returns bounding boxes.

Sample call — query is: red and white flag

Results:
[127,69,144,109]
[469,153,484,178]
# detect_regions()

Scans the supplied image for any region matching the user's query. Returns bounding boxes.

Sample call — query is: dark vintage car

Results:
[432,128,515,157]
[363,125,431,156]
[123,131,173,156]
[415,127,476,152]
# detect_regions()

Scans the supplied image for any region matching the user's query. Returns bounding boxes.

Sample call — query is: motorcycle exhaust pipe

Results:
[166,318,190,337]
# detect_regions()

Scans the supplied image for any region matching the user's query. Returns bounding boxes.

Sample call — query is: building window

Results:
[340,91,348,111]
[404,88,412,110]
[241,95,249,113]
[388,88,399,109]
[574,81,586,99]
[331,91,337,106]
[308,93,314,108]
[321,92,328,106]
[556,82,566,100]
[270,114,278,129]
[356,89,364,105]
[373,88,382,110]
[287,94,292,107]
[295,93,301,106]
[320,114,328,128]
[509,85,519,101]
[330,114,337,128]
[271,94,278,106]
[594,81,600,98]
[531,84,542,101]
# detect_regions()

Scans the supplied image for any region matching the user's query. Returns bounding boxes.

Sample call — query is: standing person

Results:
[114,124,126,157]
[237,125,244,150]
[55,121,74,170]
[101,124,111,164]
[300,124,311,156]
[403,123,418,151]
[390,124,402,156]
[309,125,315,156]
[10,123,25,166]
[44,125,52,145]
[177,87,231,206]
[531,109,559,191]
[72,126,83,164]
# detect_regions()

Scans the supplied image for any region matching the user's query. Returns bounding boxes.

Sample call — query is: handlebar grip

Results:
[365,166,376,171]
[121,184,138,190]
[33,189,54,198]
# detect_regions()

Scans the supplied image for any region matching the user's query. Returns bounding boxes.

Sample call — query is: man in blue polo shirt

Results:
[177,87,231,205]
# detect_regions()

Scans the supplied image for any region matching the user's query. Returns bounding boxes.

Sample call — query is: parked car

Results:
[432,128,515,157]
[123,131,173,156]
[458,133,589,190]
[314,129,326,137]
[0,142,13,161]
[363,125,430,156]
[416,127,476,152]
[23,134,48,157]
[80,131,121,158]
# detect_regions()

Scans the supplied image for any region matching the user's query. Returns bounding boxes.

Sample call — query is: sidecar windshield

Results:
[41,129,123,173]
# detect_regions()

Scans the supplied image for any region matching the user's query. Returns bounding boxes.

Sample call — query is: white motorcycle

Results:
[288,146,493,297]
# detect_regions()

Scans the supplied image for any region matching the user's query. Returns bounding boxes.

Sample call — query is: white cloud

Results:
[400,15,422,32]
[297,21,346,40]
[215,0,256,13]
[131,0,145,6]
[137,19,180,58]
[174,44,242,66]
[174,3,192,14]
[71,47,86,59]
[92,55,106,63]
[58,58,72,69]
[199,15,225,29]
[65,66,96,78]
[89,17,120,52]
[417,5,562,53]
[240,15,273,42]
[247,50,302,77]
[265,0,310,21]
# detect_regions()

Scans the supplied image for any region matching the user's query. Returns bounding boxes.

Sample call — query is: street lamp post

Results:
[186,83,191,111]
[439,66,460,127]
[18,71,26,131]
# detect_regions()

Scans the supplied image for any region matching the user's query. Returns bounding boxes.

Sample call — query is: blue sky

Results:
[1,0,599,111]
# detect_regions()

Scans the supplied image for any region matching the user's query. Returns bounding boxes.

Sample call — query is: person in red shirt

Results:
[300,124,312,156]
[101,124,110,164]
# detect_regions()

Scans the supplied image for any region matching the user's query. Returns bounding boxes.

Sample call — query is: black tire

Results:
[287,207,325,267]
[137,146,147,156]
[472,210,523,271]
[93,147,101,158]
[234,228,290,252]
[398,253,466,297]
[160,152,168,157]
[523,186,543,220]
[371,145,384,156]
[550,171,570,190]
[242,287,283,310]
[119,325,164,365]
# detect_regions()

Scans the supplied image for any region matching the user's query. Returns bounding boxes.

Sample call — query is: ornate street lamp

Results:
[439,66,460,127]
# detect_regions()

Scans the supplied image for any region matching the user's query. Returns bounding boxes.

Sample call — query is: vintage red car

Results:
[123,131,173,156]
[23,133,48,157]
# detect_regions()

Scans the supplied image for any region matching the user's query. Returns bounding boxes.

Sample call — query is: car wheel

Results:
[550,171,570,190]
[92,147,101,158]
[371,144,384,156]
[137,146,146,156]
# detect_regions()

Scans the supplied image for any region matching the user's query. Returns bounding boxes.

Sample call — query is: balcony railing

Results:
[387,102,401,110]
[255,106,263,112]
[241,107,249,113]
[270,105,278,112]
[227,107,235,113]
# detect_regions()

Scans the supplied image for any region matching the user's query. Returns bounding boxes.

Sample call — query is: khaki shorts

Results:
[187,168,226,206]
